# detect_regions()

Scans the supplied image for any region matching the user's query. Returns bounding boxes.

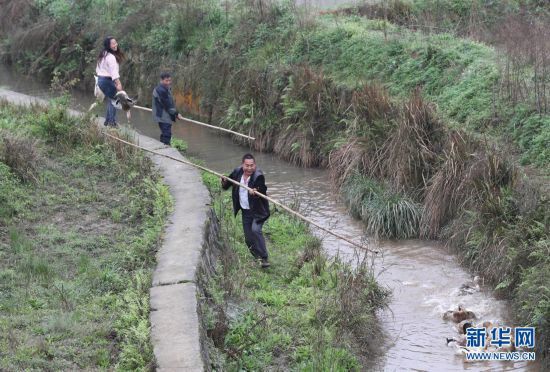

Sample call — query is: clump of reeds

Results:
[294,236,325,277]
[443,146,518,266]
[323,254,389,355]
[329,138,372,188]
[420,130,471,238]
[362,190,423,239]
[328,83,396,185]
[104,128,143,165]
[376,90,443,192]
[273,65,347,167]
[349,83,394,133]
[341,172,382,219]
[342,173,422,239]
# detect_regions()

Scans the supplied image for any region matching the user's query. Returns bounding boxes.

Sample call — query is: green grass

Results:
[0,101,172,370]
[200,172,389,370]
[302,18,525,151]
[170,138,188,153]
[510,107,550,167]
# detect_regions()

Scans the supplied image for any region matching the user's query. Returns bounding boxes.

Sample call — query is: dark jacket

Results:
[152,84,178,123]
[222,167,270,223]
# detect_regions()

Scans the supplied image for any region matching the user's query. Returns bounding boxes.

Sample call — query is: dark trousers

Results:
[241,209,268,259]
[158,122,172,145]
[98,76,117,125]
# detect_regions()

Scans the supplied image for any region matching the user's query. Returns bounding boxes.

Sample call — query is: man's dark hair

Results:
[242,153,255,163]
[160,72,172,80]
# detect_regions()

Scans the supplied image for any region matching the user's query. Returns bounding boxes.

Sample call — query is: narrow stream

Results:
[1,65,537,371]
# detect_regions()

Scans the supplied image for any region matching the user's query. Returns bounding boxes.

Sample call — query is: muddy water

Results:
[0,65,537,371]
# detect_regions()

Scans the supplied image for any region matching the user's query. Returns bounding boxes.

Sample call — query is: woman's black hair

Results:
[97,36,125,65]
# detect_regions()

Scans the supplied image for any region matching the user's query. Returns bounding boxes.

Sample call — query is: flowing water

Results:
[0,65,539,371]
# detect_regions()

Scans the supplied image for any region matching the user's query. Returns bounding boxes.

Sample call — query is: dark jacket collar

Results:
[235,167,263,182]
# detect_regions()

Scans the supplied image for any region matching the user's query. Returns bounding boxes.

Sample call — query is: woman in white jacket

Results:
[95,37,125,127]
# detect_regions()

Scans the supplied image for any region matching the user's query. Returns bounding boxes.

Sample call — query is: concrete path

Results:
[136,134,208,371]
[0,89,208,371]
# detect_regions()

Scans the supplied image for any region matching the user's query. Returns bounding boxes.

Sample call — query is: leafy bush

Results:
[34,97,80,144]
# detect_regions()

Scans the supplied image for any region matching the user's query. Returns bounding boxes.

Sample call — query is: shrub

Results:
[35,98,79,144]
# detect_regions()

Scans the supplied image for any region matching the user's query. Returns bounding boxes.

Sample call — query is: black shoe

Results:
[260,258,270,268]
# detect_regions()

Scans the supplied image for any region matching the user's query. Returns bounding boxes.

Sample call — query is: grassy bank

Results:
[0,100,172,370]
[198,172,389,370]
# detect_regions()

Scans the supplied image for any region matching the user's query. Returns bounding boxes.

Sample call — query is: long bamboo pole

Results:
[133,104,255,141]
[102,131,379,254]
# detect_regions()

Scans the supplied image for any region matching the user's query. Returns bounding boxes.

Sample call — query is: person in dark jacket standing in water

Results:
[221,153,271,268]
[152,72,183,145]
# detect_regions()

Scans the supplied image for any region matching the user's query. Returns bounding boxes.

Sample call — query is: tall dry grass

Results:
[375,91,443,193]
[420,130,471,238]
[496,14,550,114]
[329,138,372,187]
[0,132,39,183]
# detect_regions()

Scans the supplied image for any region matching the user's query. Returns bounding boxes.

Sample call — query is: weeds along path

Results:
[0,88,208,370]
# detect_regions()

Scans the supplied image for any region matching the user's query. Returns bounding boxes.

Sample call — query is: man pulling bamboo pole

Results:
[102,131,379,255]
[221,153,271,268]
